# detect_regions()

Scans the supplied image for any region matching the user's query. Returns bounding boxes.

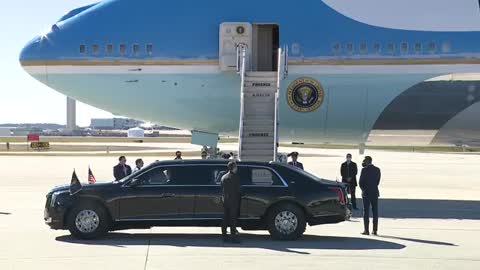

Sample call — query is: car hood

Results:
[48,181,115,194]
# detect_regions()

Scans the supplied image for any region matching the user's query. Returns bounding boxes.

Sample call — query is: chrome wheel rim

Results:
[274,210,298,235]
[75,210,99,233]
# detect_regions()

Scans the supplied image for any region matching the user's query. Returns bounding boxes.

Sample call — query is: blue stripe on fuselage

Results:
[20,0,480,62]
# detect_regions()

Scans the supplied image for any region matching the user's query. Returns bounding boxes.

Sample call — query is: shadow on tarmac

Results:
[0,212,11,215]
[377,235,456,246]
[351,198,480,220]
[56,233,405,254]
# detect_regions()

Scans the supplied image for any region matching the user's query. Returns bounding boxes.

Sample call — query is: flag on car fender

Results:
[70,170,82,195]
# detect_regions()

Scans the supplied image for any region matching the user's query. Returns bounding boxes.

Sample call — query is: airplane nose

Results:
[19,35,48,83]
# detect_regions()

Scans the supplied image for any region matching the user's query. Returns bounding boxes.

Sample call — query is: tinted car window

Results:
[137,166,214,185]
[239,167,283,186]
[212,166,284,186]
[171,166,213,185]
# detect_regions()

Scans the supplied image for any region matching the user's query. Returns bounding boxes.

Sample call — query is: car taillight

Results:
[329,187,345,205]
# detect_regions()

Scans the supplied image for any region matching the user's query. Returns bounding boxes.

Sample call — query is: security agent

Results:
[220,161,242,243]
[287,152,304,170]
[359,156,381,236]
[133,158,144,173]
[341,153,358,209]
[113,156,132,181]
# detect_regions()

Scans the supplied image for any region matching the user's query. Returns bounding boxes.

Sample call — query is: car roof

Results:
[148,159,276,167]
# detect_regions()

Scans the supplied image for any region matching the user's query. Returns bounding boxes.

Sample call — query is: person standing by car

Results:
[221,161,242,243]
[287,152,304,170]
[133,158,144,173]
[341,153,358,210]
[174,151,182,160]
[359,156,381,236]
[113,156,132,180]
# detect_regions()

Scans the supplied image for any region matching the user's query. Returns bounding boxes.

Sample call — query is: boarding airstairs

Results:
[237,44,288,162]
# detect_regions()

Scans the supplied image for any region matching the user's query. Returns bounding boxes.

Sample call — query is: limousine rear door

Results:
[239,166,291,218]
[193,166,249,219]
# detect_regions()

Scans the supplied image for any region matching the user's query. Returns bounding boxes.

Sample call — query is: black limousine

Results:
[44,160,352,240]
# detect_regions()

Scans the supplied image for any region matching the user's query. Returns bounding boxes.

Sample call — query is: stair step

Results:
[241,149,276,156]
[244,102,275,111]
[244,76,278,83]
[242,124,274,132]
[245,71,277,77]
[242,136,275,144]
[240,155,273,162]
[241,145,275,151]
[243,119,275,126]
[241,133,275,140]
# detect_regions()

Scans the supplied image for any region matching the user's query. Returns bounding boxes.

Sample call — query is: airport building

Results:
[90,118,143,130]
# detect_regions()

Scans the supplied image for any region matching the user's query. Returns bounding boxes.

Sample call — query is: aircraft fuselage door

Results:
[219,22,252,71]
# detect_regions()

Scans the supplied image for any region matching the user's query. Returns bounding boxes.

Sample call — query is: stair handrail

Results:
[237,43,247,160]
[274,47,284,161]
[284,45,289,79]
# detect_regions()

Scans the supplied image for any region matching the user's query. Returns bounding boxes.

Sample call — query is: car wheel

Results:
[66,202,109,240]
[266,203,306,240]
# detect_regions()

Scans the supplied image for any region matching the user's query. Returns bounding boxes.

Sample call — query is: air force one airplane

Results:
[19,0,480,147]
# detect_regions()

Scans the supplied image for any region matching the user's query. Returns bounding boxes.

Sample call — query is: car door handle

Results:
[159,193,175,198]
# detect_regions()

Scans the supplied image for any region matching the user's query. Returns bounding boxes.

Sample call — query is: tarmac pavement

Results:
[0,146,479,269]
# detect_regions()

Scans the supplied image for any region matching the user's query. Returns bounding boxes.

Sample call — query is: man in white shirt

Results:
[133,158,144,172]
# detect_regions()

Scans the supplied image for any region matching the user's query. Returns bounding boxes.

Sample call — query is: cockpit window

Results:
[92,44,99,55]
[133,44,140,56]
[400,42,409,54]
[79,44,86,54]
[146,44,153,56]
[428,42,437,53]
[106,44,113,55]
[119,44,127,56]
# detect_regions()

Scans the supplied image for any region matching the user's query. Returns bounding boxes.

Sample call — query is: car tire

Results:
[66,201,110,240]
[266,203,306,240]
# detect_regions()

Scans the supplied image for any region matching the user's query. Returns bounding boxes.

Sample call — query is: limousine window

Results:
[213,167,283,186]
[137,166,213,185]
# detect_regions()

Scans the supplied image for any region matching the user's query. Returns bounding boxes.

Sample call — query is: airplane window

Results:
[414,43,422,54]
[79,44,86,54]
[119,44,127,55]
[359,42,367,54]
[92,44,99,55]
[388,43,395,54]
[332,43,341,55]
[106,44,113,54]
[346,43,354,54]
[146,44,153,56]
[428,42,437,53]
[372,43,381,54]
[133,44,140,56]
[400,42,408,54]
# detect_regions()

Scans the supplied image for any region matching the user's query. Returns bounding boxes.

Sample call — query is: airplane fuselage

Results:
[20,0,480,145]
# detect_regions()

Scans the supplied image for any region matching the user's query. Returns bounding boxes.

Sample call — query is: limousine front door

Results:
[116,166,196,221]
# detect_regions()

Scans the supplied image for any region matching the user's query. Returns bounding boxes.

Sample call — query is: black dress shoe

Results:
[372,231,378,236]
[361,231,370,235]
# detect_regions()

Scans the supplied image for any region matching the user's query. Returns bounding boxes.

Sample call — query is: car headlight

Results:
[50,191,68,207]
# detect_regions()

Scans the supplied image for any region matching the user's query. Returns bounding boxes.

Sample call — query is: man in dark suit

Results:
[340,153,358,209]
[359,156,381,236]
[287,152,304,170]
[221,161,242,243]
[113,156,132,181]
